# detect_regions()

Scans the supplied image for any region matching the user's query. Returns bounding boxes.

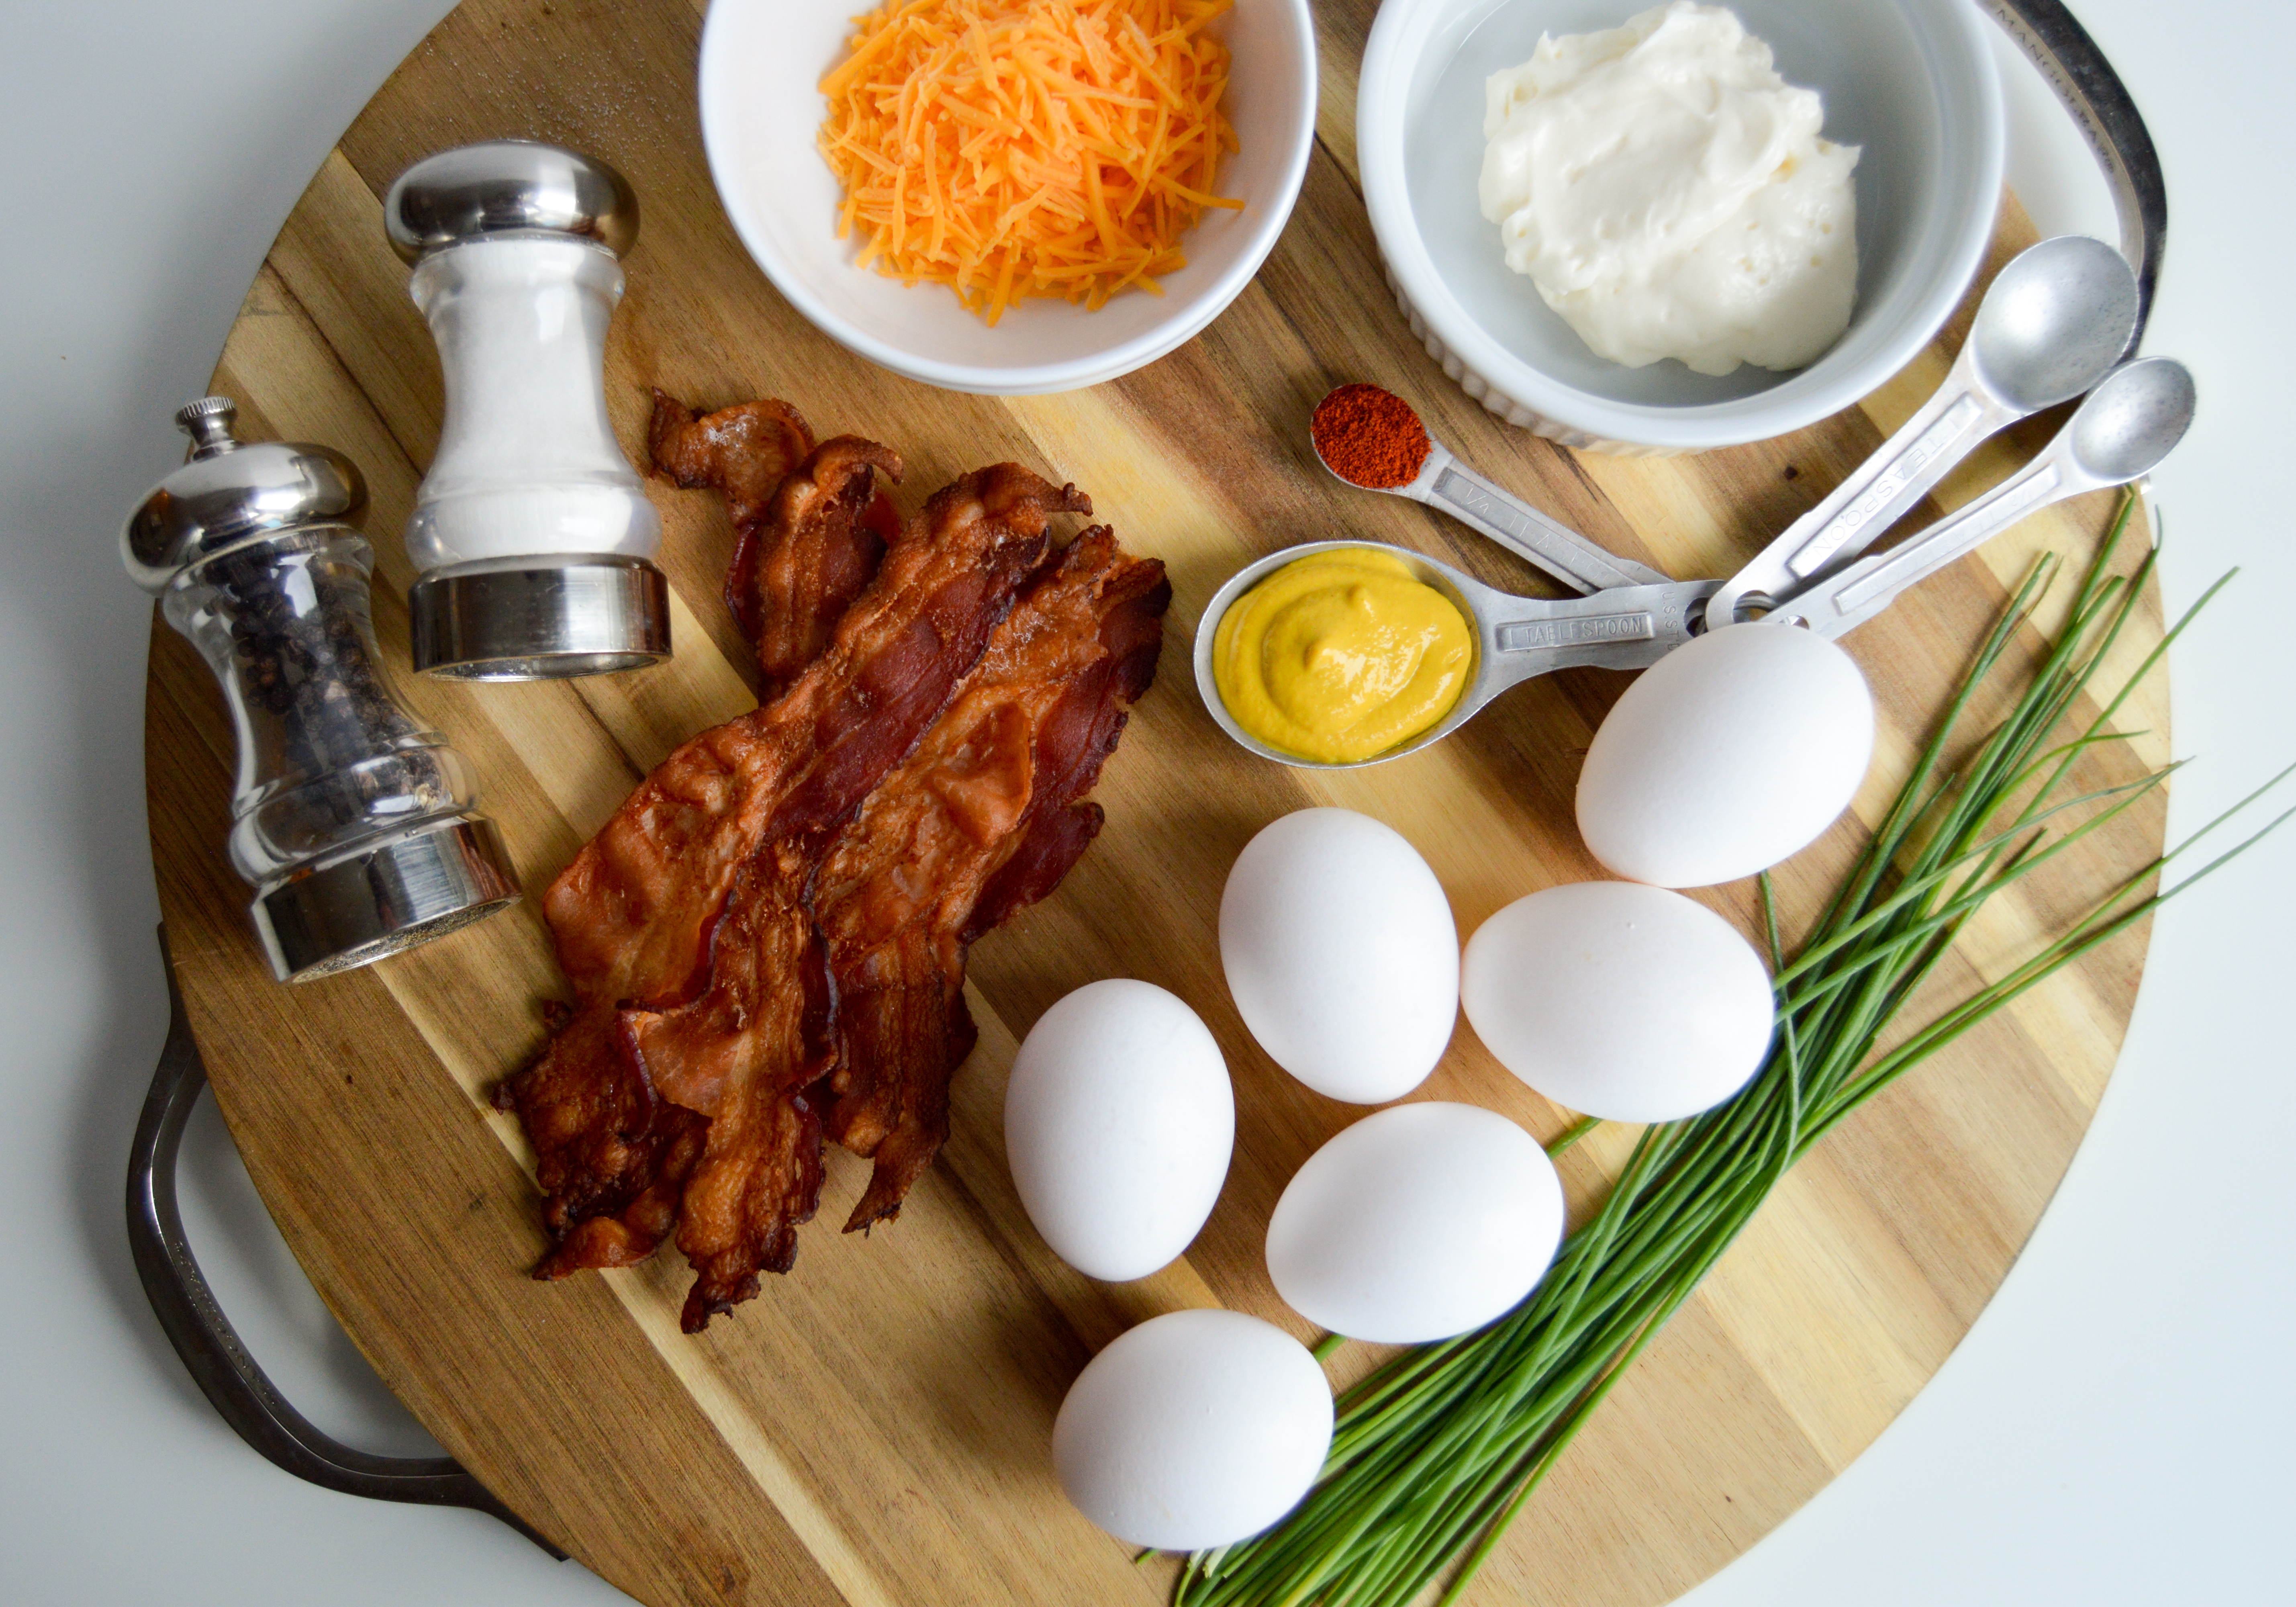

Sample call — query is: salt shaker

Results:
[126,398,521,982]
[387,140,668,679]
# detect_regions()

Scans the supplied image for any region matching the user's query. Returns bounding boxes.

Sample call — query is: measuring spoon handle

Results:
[1480,580,1719,689]
[1781,445,2095,640]
[1412,445,1671,595]
[1707,355,2018,629]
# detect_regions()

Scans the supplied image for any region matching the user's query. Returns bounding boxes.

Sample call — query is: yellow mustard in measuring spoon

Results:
[1213,548,1474,764]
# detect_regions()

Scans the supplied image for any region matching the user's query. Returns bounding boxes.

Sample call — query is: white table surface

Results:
[2,2,2287,1602]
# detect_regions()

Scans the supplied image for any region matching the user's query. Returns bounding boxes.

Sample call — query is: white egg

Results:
[1219,808,1459,1103]
[1265,1102,1563,1344]
[1052,1308,1334,1550]
[1462,881,1775,1122]
[1576,622,1875,888]
[1004,979,1233,1282]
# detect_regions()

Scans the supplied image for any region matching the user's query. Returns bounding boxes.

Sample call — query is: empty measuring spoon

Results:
[1310,386,1669,594]
[1704,235,2141,630]
[1773,356,2194,639]
[1575,356,2193,889]
[1195,540,1716,771]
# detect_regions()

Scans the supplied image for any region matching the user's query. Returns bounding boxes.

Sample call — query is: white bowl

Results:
[699,0,1318,396]
[1360,0,2005,452]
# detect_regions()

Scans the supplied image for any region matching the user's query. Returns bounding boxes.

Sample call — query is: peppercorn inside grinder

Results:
[125,398,521,981]
[388,140,668,679]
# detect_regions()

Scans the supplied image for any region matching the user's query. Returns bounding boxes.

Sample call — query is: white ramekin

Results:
[1360,0,2006,453]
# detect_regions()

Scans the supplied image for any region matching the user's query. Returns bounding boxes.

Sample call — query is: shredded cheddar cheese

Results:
[818,0,1241,325]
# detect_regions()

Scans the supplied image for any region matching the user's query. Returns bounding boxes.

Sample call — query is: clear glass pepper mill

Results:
[125,397,521,982]
[386,139,669,680]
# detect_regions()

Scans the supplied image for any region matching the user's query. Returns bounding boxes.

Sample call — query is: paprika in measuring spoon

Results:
[1310,384,1432,489]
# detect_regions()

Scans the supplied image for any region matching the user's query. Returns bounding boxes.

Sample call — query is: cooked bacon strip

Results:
[648,389,813,532]
[812,525,1170,1233]
[732,440,905,694]
[496,1002,707,1274]
[621,838,832,1329]
[618,470,1097,1327]
[502,418,880,1274]
[503,458,1085,1284]
[647,391,903,691]
[619,524,1164,1327]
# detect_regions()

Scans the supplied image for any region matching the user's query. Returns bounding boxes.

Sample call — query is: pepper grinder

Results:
[126,397,521,982]
[387,140,668,679]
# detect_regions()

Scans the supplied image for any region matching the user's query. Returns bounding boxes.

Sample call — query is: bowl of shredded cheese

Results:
[701,0,1318,395]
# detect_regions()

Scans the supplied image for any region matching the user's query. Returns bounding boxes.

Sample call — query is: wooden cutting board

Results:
[144,1,2169,1602]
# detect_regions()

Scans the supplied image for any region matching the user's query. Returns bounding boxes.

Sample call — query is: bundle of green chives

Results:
[1173,497,2292,1607]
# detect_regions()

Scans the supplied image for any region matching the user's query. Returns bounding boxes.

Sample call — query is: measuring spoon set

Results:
[1198,237,2193,779]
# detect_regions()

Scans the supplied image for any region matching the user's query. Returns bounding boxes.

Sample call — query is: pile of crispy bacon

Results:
[495,391,1169,1332]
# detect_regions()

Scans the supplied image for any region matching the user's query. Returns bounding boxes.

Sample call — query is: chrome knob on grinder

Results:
[125,398,520,982]
[387,139,668,680]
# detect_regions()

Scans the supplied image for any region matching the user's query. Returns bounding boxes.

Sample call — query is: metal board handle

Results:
[1987,0,2167,343]
[125,926,566,1561]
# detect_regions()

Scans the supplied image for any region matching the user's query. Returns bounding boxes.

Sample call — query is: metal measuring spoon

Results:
[1310,388,1673,595]
[1194,539,1718,770]
[1767,356,2194,640]
[1705,235,2141,631]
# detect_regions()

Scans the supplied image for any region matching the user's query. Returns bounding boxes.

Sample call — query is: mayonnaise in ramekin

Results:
[1478,3,1860,376]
